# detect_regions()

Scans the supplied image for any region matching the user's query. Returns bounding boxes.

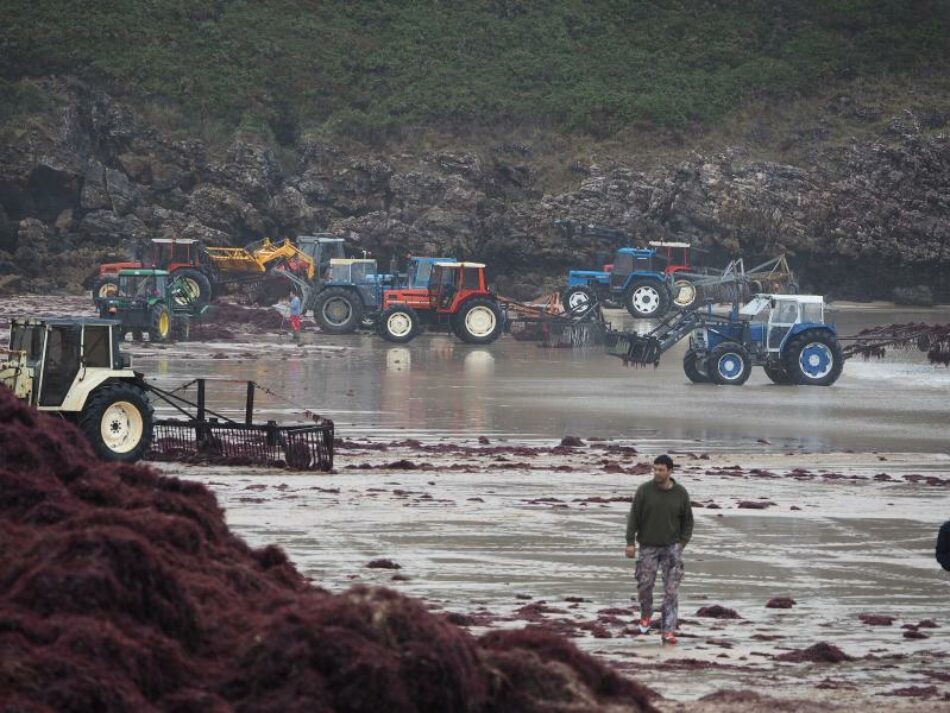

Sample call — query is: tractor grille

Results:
[148,418,334,471]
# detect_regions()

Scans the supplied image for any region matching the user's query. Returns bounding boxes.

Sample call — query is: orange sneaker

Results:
[661,631,677,645]
[638,617,652,634]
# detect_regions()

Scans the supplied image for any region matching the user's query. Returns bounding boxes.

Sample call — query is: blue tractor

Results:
[606,294,845,386]
[310,256,455,334]
[562,246,674,319]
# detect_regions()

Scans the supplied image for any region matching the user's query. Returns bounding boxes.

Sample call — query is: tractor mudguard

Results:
[619,271,668,291]
[780,322,836,351]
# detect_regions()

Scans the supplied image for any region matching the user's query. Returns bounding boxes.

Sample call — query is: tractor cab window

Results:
[410,261,432,289]
[351,262,376,283]
[801,303,823,323]
[9,324,45,362]
[774,301,799,323]
[122,275,164,300]
[432,267,459,308]
[82,326,112,368]
[40,325,81,406]
[462,267,481,291]
[613,253,634,275]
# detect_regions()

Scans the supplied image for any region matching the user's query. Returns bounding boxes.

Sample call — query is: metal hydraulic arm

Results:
[605,309,702,366]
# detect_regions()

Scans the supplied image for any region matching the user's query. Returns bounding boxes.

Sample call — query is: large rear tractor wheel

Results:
[763,360,794,385]
[378,305,420,344]
[706,342,752,386]
[91,276,120,302]
[561,285,596,315]
[624,279,671,319]
[782,330,844,386]
[79,383,154,462]
[314,287,363,334]
[170,268,212,307]
[683,349,711,383]
[672,278,699,310]
[452,297,503,344]
[149,304,172,343]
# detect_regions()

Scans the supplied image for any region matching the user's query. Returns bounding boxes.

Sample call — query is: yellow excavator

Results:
[204,238,316,279]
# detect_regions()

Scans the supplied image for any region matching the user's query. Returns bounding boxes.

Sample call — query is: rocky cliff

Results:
[1,78,948,301]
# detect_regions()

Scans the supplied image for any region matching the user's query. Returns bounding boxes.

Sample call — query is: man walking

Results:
[289,290,302,341]
[625,454,693,645]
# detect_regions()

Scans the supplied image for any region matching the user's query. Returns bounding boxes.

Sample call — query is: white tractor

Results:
[1,318,153,461]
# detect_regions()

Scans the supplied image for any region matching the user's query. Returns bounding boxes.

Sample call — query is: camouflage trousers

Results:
[635,543,684,633]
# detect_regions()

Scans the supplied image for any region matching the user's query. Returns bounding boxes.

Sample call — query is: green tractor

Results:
[96,269,199,342]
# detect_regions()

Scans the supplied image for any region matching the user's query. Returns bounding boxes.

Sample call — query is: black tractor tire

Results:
[706,342,752,386]
[149,304,172,343]
[763,360,794,385]
[683,349,711,383]
[672,278,699,311]
[561,285,596,315]
[624,279,671,319]
[170,268,213,308]
[79,383,154,462]
[452,297,504,344]
[781,329,844,386]
[314,287,364,334]
[91,276,120,302]
[378,305,421,343]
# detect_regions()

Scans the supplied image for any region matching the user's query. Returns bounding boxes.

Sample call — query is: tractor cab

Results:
[648,242,692,274]
[6,318,130,409]
[297,235,347,280]
[429,262,488,312]
[404,256,456,289]
[739,294,827,352]
[118,269,168,303]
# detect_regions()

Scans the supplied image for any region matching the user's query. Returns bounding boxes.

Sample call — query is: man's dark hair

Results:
[653,454,674,470]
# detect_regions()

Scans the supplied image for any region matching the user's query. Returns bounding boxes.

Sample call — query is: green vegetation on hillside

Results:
[2,1,947,141]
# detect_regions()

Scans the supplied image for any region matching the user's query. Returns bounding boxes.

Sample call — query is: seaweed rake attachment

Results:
[840,323,950,366]
[145,379,334,470]
[604,331,663,366]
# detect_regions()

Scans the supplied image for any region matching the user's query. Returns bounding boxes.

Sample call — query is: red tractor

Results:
[86,238,213,307]
[377,262,504,344]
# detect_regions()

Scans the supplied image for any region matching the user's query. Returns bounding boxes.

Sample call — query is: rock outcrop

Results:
[1,77,948,299]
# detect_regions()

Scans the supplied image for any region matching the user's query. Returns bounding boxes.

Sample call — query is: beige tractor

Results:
[1,317,154,462]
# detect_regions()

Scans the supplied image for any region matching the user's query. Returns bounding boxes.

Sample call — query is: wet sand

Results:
[3,294,948,706]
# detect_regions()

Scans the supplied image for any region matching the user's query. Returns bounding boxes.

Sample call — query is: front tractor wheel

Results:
[149,304,172,342]
[561,285,596,315]
[378,305,420,343]
[683,349,710,383]
[624,279,671,319]
[79,383,154,462]
[782,330,844,386]
[706,342,752,386]
[314,287,364,334]
[453,298,503,344]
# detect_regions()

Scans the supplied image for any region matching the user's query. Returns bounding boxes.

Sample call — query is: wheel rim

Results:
[717,353,744,381]
[174,277,201,306]
[464,306,496,337]
[673,281,696,307]
[632,286,660,315]
[323,297,352,325]
[98,282,118,298]
[799,342,833,379]
[159,311,170,336]
[387,312,413,338]
[567,290,590,310]
[100,401,144,454]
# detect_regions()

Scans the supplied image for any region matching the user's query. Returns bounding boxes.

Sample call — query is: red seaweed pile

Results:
[0,389,655,712]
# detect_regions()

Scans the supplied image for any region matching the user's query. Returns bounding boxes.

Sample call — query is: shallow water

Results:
[128,302,950,453]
